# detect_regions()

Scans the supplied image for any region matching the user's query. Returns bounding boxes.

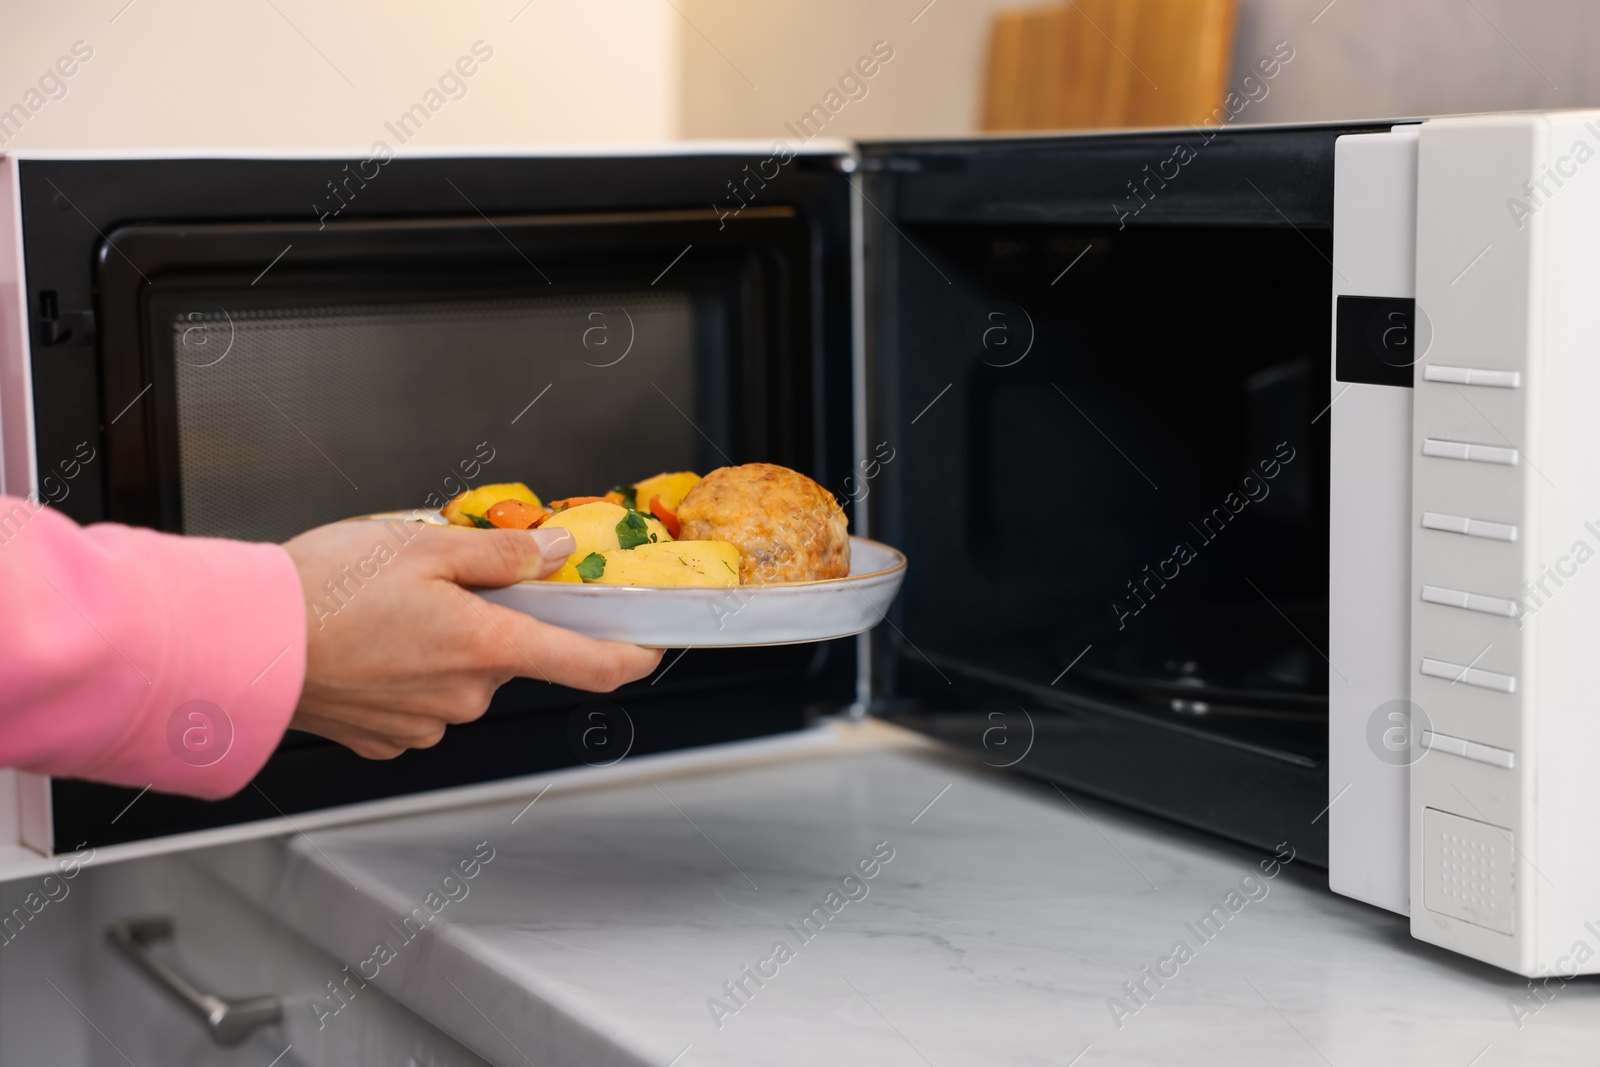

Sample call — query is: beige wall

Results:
[2,1,1594,152]
[0,1,681,150]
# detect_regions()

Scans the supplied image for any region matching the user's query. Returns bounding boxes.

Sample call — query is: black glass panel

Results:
[1336,294,1417,388]
[162,291,712,542]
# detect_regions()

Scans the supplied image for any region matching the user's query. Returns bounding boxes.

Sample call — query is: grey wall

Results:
[1232,0,1595,125]
[681,0,1600,140]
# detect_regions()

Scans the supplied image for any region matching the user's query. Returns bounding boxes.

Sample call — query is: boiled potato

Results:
[540,502,628,582]
[539,501,672,582]
[592,540,740,587]
[632,471,701,513]
[442,482,541,527]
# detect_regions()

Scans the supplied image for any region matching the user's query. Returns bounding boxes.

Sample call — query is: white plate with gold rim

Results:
[346,513,907,647]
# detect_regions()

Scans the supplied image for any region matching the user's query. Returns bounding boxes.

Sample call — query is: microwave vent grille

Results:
[1421,807,1516,935]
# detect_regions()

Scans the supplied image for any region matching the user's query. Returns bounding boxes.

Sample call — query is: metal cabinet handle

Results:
[107,917,282,1046]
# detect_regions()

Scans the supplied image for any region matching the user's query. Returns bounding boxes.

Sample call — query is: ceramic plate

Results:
[346,513,907,647]
[481,536,906,647]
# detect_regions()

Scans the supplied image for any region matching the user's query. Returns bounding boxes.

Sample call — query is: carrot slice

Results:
[547,496,611,511]
[648,495,681,538]
[486,499,545,529]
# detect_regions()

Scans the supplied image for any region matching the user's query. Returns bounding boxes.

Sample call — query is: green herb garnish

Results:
[611,484,639,511]
[616,509,650,550]
[575,553,606,581]
[466,513,494,529]
[722,561,737,575]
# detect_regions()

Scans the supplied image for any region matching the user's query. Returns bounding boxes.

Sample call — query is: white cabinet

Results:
[1,851,492,1066]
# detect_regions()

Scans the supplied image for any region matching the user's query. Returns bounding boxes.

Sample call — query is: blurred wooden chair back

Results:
[982,0,1237,131]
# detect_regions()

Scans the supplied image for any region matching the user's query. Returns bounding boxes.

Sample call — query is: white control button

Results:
[1421,512,1519,542]
[1422,438,1520,466]
[1423,364,1522,388]
[1420,730,1468,757]
[1422,438,1470,460]
[1421,584,1520,618]
[1466,518,1519,541]
[1465,740,1517,769]
[1466,443,1520,465]
[1423,511,1470,534]
[1421,730,1516,769]
[1420,657,1517,693]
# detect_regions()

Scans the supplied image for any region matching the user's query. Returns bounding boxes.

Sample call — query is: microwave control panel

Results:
[1331,111,1600,978]
[1406,113,1600,977]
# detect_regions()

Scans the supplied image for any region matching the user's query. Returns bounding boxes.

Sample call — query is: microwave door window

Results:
[166,293,713,542]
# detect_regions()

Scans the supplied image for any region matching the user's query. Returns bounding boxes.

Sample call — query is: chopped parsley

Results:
[466,513,494,529]
[611,484,639,510]
[616,509,651,550]
[575,553,606,581]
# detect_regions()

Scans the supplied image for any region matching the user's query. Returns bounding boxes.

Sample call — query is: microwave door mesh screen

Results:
[168,293,704,543]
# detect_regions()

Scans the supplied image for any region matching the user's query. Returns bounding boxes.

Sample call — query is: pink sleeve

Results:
[0,496,307,800]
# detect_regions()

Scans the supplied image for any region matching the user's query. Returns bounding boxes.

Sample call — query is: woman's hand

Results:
[282,520,662,759]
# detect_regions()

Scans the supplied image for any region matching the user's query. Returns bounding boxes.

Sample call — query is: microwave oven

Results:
[2,112,1596,979]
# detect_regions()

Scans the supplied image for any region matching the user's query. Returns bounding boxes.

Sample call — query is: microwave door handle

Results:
[107,917,282,1046]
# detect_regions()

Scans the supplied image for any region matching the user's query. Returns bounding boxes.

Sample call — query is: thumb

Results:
[425,526,576,587]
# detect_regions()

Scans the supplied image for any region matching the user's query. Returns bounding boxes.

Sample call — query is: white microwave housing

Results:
[5,113,1600,981]
[1329,111,1600,977]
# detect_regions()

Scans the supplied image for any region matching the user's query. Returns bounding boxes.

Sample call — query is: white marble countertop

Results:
[196,719,1600,1067]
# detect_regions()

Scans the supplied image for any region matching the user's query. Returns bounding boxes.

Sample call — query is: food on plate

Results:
[630,471,701,513]
[676,463,850,585]
[485,499,545,530]
[646,495,681,538]
[436,464,848,587]
[538,501,672,583]
[546,495,611,511]
[580,540,740,587]
[603,477,697,537]
[441,482,541,528]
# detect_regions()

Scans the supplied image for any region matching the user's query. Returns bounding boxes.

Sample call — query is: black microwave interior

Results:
[22,129,1384,861]
[20,154,857,848]
[885,221,1330,752]
[861,124,1386,865]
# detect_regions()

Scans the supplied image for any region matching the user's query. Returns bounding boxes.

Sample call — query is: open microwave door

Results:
[1325,123,1420,917]
[2,146,860,867]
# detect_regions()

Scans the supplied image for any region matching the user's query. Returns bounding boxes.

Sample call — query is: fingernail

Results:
[531,527,575,561]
